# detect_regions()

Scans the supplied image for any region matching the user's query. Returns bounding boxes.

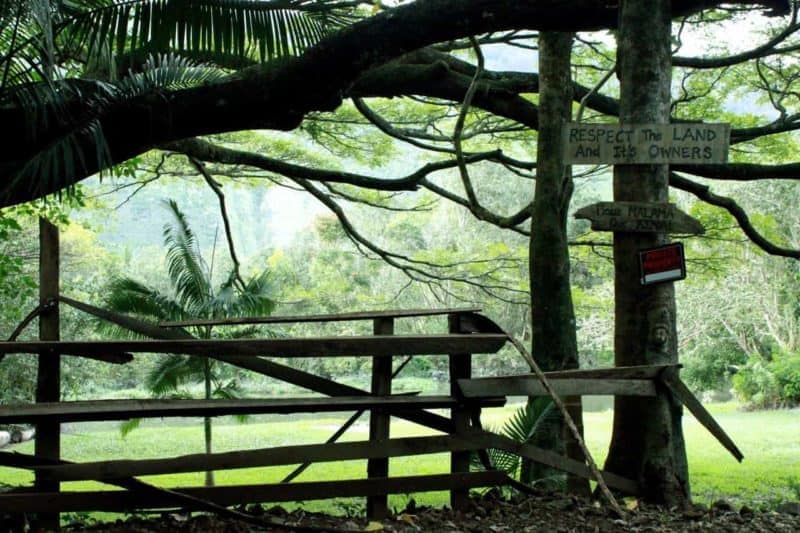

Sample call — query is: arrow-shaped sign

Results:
[574,201,704,235]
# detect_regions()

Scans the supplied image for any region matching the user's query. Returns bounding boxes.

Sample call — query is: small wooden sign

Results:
[563,123,730,164]
[639,243,686,285]
[574,202,704,234]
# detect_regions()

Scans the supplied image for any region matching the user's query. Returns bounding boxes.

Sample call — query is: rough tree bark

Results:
[525,31,588,494]
[603,0,690,505]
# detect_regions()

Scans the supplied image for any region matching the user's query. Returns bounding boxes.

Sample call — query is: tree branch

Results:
[292,177,528,303]
[673,161,800,180]
[188,157,247,291]
[669,172,800,258]
[165,137,527,191]
[673,3,798,68]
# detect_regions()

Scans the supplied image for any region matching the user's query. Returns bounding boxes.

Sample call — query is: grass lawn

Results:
[1,401,798,520]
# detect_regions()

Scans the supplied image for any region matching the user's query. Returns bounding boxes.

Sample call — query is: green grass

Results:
[1,401,798,521]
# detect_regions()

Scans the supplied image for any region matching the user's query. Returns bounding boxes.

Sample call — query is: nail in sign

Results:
[639,243,686,286]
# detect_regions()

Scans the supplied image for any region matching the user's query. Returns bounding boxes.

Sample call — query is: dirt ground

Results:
[58,490,800,533]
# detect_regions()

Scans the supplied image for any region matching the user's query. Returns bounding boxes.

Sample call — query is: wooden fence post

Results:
[36,217,60,530]
[366,317,393,519]
[448,313,471,512]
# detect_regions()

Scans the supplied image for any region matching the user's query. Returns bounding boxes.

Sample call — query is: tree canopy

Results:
[0,0,792,207]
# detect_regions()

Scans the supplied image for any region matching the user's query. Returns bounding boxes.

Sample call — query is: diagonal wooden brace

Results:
[659,369,743,462]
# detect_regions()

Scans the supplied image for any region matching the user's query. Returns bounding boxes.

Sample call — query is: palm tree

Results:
[104,199,275,486]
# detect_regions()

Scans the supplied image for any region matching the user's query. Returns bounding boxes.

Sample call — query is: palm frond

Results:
[213,378,242,399]
[0,1,55,91]
[4,54,221,204]
[470,446,521,477]
[214,379,250,422]
[59,0,359,69]
[119,416,142,437]
[503,397,556,444]
[113,52,228,97]
[161,198,213,311]
[104,276,185,321]
[146,353,206,395]
[220,324,258,339]
[8,117,111,203]
[202,263,274,320]
[472,399,559,480]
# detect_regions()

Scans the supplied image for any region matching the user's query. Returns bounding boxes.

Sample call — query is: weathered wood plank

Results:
[448,313,472,512]
[0,334,507,358]
[458,377,657,398]
[36,218,60,530]
[34,435,489,482]
[0,396,504,424]
[282,356,417,484]
[476,432,638,494]
[63,349,133,365]
[0,472,509,513]
[0,453,306,528]
[563,122,730,164]
[159,307,481,328]
[367,317,393,520]
[57,297,456,433]
[542,364,679,380]
[660,371,744,462]
[574,201,705,234]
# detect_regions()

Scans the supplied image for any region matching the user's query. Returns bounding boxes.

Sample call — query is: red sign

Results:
[639,243,686,285]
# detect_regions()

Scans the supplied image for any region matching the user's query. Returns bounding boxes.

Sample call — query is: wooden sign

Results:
[639,243,686,285]
[574,202,704,234]
[563,123,730,164]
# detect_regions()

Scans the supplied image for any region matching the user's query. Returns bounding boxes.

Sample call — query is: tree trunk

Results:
[525,31,588,494]
[603,0,689,505]
[204,358,215,487]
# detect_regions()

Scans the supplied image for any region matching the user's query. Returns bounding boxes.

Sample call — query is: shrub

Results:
[733,352,800,408]
[772,355,800,405]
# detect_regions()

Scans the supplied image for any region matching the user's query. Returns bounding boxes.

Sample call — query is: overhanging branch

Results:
[669,172,800,259]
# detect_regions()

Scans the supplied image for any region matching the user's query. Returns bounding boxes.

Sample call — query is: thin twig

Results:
[190,157,247,291]
[0,302,46,362]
